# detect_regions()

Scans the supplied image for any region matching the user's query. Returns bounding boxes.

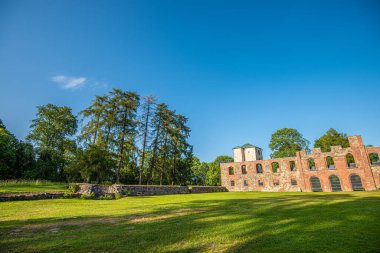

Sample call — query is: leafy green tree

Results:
[370,153,379,164]
[112,90,140,183]
[15,141,36,179]
[147,103,169,184]
[314,128,349,152]
[269,128,310,158]
[66,145,116,183]
[206,155,233,186]
[0,120,19,179]
[27,104,77,180]
[0,119,36,179]
[138,95,156,184]
[146,103,193,185]
[190,157,209,185]
[79,95,107,145]
[168,113,192,185]
[79,89,141,184]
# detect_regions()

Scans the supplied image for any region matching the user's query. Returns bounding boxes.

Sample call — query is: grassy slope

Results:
[0,181,68,194]
[0,191,379,253]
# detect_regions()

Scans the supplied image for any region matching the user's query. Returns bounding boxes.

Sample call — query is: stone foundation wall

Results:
[114,185,190,196]
[188,186,228,193]
[0,192,70,201]
[77,184,228,196]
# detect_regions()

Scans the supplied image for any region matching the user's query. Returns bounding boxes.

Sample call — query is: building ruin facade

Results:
[220,136,380,192]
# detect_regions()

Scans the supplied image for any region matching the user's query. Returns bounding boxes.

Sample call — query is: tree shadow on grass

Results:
[1,193,380,252]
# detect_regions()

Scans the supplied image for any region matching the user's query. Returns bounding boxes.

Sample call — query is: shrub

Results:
[121,188,131,196]
[99,194,114,200]
[68,183,79,193]
[80,193,95,200]
[63,193,77,199]
[98,193,122,200]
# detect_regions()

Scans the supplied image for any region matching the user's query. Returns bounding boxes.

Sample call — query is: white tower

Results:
[233,144,263,162]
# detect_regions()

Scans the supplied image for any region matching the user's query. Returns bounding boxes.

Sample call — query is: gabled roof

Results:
[233,143,262,149]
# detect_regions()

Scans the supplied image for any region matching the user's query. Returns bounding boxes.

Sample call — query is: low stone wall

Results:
[188,186,228,193]
[0,184,229,201]
[0,192,67,201]
[76,184,116,196]
[76,184,228,197]
[114,185,190,196]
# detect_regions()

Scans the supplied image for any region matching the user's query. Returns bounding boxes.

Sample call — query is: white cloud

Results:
[51,75,87,89]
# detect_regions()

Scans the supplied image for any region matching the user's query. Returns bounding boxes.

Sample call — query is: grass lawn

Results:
[1,191,379,252]
[0,181,68,194]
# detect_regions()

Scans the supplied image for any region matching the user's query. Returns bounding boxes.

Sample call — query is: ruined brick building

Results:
[220,136,380,192]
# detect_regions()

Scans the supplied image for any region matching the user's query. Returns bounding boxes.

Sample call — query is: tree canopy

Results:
[206,155,233,186]
[269,128,310,158]
[74,89,193,185]
[190,157,209,186]
[314,128,349,152]
[26,104,77,180]
[0,119,36,180]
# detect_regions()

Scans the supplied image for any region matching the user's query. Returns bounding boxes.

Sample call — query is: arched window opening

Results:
[310,176,322,192]
[230,180,235,187]
[244,180,248,186]
[350,174,364,191]
[291,179,297,186]
[228,167,234,175]
[329,175,342,192]
[256,164,263,174]
[326,156,335,170]
[241,165,247,174]
[346,153,356,168]
[258,180,264,186]
[272,162,279,173]
[369,153,380,165]
[308,158,316,171]
[289,161,296,171]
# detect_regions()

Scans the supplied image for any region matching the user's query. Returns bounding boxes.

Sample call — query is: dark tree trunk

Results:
[116,108,128,183]
[92,113,100,145]
[139,103,151,184]
[105,102,116,149]
[147,122,160,185]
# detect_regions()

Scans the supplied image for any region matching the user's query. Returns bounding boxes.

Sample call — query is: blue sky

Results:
[1,0,380,162]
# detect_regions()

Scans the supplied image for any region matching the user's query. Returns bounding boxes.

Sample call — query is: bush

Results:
[63,192,77,199]
[99,194,114,200]
[80,193,95,200]
[97,193,122,200]
[121,188,131,196]
[68,183,79,193]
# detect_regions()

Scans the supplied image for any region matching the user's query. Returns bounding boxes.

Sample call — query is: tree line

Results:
[1,97,376,185]
[1,89,200,185]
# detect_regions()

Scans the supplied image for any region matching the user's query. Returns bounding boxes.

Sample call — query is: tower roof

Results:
[233,143,262,149]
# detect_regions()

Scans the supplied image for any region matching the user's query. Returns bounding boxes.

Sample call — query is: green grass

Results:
[0,180,68,194]
[1,191,380,253]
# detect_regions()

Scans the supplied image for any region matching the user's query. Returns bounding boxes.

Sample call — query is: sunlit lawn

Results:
[1,191,379,252]
[0,181,68,194]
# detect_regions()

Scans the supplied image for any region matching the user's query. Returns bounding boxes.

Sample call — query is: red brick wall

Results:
[220,135,379,192]
[366,146,380,189]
